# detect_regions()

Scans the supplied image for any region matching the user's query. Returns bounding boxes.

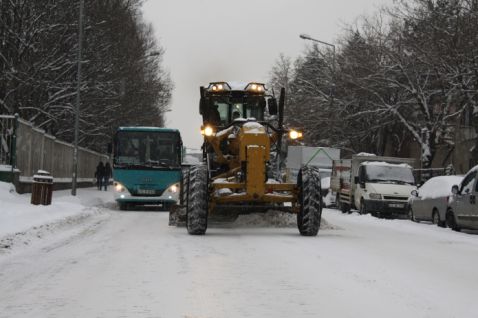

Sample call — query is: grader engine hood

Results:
[238,122,270,162]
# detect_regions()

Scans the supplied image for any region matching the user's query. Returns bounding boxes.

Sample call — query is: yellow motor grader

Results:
[170,81,322,236]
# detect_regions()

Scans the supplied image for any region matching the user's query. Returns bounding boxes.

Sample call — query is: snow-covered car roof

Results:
[465,164,478,175]
[356,152,376,156]
[418,175,464,199]
[362,161,412,169]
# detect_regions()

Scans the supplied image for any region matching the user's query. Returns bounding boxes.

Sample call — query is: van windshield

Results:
[365,165,415,185]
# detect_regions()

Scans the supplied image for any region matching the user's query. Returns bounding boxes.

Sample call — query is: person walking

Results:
[103,162,112,191]
[94,161,105,190]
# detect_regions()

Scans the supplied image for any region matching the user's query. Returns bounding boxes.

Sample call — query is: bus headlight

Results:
[167,183,180,193]
[114,182,126,192]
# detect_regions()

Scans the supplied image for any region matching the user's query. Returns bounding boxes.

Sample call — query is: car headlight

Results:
[167,183,180,193]
[369,193,382,200]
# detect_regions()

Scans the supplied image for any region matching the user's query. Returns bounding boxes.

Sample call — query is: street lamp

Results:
[72,0,84,196]
[299,33,336,108]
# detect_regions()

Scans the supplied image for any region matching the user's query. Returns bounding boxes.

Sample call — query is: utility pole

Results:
[72,0,84,196]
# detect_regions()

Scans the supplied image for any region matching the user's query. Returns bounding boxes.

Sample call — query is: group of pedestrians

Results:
[95,161,112,191]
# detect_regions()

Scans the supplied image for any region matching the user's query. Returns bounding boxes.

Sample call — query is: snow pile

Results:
[242,122,264,134]
[0,181,111,249]
[0,180,16,195]
[0,164,19,173]
[321,176,331,189]
[183,155,200,164]
[323,191,335,207]
[234,210,335,229]
[356,152,376,156]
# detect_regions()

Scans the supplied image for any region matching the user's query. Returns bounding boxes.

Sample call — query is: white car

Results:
[409,175,463,226]
[447,166,478,231]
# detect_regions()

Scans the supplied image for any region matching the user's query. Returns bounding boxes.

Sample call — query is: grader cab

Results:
[171,81,322,236]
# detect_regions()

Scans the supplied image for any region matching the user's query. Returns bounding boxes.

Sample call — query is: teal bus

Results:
[112,127,182,210]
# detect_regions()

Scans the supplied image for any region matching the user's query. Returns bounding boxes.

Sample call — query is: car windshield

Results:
[115,131,179,167]
[365,165,415,185]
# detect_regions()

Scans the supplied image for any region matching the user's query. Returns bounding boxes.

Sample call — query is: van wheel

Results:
[408,207,417,222]
[341,202,350,214]
[359,199,367,215]
[446,209,460,232]
[336,193,342,211]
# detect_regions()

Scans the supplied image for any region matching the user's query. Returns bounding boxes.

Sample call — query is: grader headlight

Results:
[289,129,303,140]
[208,82,231,92]
[201,125,215,137]
[245,82,266,93]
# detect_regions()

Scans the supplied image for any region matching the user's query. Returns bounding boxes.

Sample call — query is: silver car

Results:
[447,167,478,231]
[409,175,463,227]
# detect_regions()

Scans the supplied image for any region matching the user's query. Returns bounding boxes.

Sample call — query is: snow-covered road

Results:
[1,194,478,318]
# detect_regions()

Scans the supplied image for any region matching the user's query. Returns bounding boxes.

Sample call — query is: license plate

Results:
[138,189,155,195]
[389,203,404,208]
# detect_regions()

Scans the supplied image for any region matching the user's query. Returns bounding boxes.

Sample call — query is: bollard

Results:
[31,170,53,205]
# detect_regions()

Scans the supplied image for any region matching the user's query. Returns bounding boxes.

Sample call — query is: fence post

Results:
[10,114,18,181]
[40,129,45,170]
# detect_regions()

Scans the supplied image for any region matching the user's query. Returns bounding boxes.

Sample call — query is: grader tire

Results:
[297,166,322,236]
[186,165,208,235]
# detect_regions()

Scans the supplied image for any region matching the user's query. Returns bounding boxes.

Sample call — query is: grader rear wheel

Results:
[297,166,322,236]
[186,165,209,235]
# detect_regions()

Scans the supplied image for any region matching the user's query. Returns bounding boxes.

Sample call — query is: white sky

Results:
[142,0,394,149]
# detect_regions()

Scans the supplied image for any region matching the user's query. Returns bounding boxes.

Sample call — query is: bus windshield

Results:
[114,131,180,168]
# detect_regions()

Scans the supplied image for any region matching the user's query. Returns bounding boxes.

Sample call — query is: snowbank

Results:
[234,210,335,229]
[321,176,331,189]
[0,181,110,246]
[183,155,201,164]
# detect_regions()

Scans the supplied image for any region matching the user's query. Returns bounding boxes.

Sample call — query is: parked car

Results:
[447,166,478,231]
[409,175,463,227]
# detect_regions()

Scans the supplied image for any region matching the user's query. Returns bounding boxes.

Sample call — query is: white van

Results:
[332,155,417,218]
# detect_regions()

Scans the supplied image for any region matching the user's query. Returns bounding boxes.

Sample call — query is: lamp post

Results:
[72,0,84,196]
[299,33,336,108]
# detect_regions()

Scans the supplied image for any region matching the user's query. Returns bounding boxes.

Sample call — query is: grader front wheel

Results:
[186,165,209,235]
[297,166,322,236]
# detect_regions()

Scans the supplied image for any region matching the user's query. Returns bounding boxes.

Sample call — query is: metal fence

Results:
[0,114,16,168]
[0,115,108,184]
[413,168,447,185]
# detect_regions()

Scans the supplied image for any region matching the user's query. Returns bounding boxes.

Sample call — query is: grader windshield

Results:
[200,82,268,127]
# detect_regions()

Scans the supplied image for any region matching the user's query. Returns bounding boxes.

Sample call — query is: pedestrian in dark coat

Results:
[103,162,112,191]
[94,161,105,190]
